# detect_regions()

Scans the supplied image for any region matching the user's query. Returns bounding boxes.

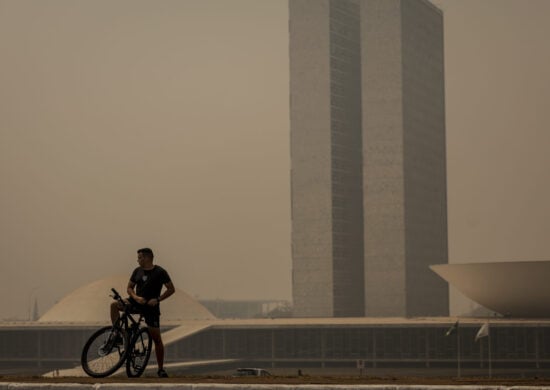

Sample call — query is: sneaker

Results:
[99,333,123,355]
[107,332,123,347]
[157,369,169,378]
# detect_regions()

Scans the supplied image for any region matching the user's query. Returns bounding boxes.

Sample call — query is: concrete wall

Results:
[328,0,365,318]
[291,0,366,318]
[401,0,448,316]
[4,323,550,376]
[361,0,407,317]
[361,0,448,317]
[290,0,334,317]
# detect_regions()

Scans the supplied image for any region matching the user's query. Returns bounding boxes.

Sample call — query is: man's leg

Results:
[111,299,131,325]
[148,327,165,370]
[110,301,122,325]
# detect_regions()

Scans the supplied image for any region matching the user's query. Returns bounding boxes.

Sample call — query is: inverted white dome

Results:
[431,261,550,318]
[39,274,215,323]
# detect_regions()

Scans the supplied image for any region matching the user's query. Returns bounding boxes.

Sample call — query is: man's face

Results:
[137,252,149,267]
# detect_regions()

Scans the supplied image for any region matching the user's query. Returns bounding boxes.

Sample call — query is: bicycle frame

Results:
[81,288,152,378]
[111,288,145,338]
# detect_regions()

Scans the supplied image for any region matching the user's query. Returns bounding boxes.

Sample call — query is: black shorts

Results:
[127,297,161,328]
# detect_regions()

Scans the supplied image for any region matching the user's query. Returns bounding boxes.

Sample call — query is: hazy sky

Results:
[1,0,549,320]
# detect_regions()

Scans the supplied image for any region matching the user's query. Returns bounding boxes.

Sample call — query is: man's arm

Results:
[159,281,175,302]
[148,281,175,306]
[127,280,146,304]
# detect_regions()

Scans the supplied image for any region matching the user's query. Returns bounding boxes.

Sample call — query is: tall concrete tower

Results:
[290,0,448,318]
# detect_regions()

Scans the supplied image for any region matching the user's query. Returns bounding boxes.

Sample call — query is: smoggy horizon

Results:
[2,0,550,320]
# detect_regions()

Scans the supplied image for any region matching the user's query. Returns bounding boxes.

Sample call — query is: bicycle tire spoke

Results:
[126,328,152,377]
[81,326,127,377]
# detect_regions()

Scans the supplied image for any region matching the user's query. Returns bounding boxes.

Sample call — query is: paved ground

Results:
[2,375,550,386]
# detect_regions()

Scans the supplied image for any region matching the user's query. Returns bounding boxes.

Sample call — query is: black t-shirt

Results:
[130,265,171,301]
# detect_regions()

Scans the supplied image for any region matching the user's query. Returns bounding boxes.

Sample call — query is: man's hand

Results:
[134,296,147,305]
[147,298,159,307]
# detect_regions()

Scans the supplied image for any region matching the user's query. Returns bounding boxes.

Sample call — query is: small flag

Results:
[475,322,489,342]
[445,320,459,336]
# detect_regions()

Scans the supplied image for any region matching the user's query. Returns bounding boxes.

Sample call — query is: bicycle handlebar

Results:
[111,287,142,321]
[111,288,123,302]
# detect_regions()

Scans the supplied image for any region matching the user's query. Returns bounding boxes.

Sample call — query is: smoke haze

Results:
[1,0,549,319]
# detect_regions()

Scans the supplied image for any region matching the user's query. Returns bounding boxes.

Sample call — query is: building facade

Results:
[3,319,550,377]
[290,0,448,317]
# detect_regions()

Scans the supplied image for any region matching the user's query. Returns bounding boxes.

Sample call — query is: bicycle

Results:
[81,288,153,378]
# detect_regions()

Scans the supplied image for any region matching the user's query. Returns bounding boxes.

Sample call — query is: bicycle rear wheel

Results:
[81,325,129,378]
[126,327,152,377]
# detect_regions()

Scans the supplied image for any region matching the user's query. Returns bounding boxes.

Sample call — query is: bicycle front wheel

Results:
[81,325,129,378]
[126,327,152,377]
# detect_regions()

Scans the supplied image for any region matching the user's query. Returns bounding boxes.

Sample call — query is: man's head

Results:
[137,247,154,268]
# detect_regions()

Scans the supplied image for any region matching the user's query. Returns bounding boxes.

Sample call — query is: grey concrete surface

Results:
[3,384,550,390]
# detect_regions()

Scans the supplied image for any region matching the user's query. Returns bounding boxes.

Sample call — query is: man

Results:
[110,247,175,378]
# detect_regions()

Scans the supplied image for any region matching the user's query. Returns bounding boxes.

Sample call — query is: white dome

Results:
[431,261,550,318]
[39,274,215,323]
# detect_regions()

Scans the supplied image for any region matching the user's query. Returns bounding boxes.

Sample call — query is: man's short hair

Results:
[137,247,154,259]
